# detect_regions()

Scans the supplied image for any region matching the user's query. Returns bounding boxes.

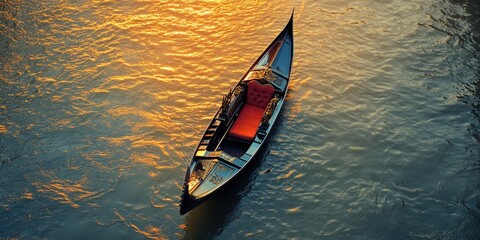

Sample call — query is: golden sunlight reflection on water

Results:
[2,0,309,236]
[3,0,479,239]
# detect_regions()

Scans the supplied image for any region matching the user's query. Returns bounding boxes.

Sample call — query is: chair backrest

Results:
[246,81,275,108]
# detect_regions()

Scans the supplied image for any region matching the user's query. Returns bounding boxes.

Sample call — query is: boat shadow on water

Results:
[181,128,279,240]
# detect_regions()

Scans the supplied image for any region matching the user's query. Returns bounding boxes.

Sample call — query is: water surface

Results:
[1,0,479,239]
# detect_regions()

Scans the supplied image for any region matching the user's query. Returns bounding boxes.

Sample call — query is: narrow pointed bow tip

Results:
[284,8,293,36]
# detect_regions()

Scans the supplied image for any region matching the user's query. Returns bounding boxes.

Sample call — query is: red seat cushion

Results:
[228,81,275,142]
[246,81,275,108]
[229,104,265,141]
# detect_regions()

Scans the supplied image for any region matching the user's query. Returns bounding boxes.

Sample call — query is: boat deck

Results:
[218,140,249,158]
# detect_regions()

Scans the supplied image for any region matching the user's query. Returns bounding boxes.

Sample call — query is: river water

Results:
[1,0,479,239]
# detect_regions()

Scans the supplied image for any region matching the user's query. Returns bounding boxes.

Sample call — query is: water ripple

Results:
[1,0,480,239]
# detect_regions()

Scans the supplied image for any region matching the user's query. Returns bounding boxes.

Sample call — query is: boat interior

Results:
[187,72,286,198]
[219,80,277,150]
[191,67,289,159]
[196,26,292,160]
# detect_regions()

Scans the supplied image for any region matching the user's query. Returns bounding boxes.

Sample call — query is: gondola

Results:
[179,12,294,215]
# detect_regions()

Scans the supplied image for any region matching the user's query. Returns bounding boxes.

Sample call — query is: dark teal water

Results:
[1,0,480,239]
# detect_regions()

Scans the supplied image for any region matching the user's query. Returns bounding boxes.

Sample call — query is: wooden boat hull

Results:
[180,11,294,215]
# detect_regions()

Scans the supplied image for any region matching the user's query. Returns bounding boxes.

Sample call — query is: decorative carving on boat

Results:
[233,85,244,96]
[208,164,229,185]
[220,85,245,120]
[264,68,276,82]
[260,93,280,127]
[188,160,214,191]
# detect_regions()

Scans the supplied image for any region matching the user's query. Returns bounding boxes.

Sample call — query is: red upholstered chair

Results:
[229,81,275,142]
